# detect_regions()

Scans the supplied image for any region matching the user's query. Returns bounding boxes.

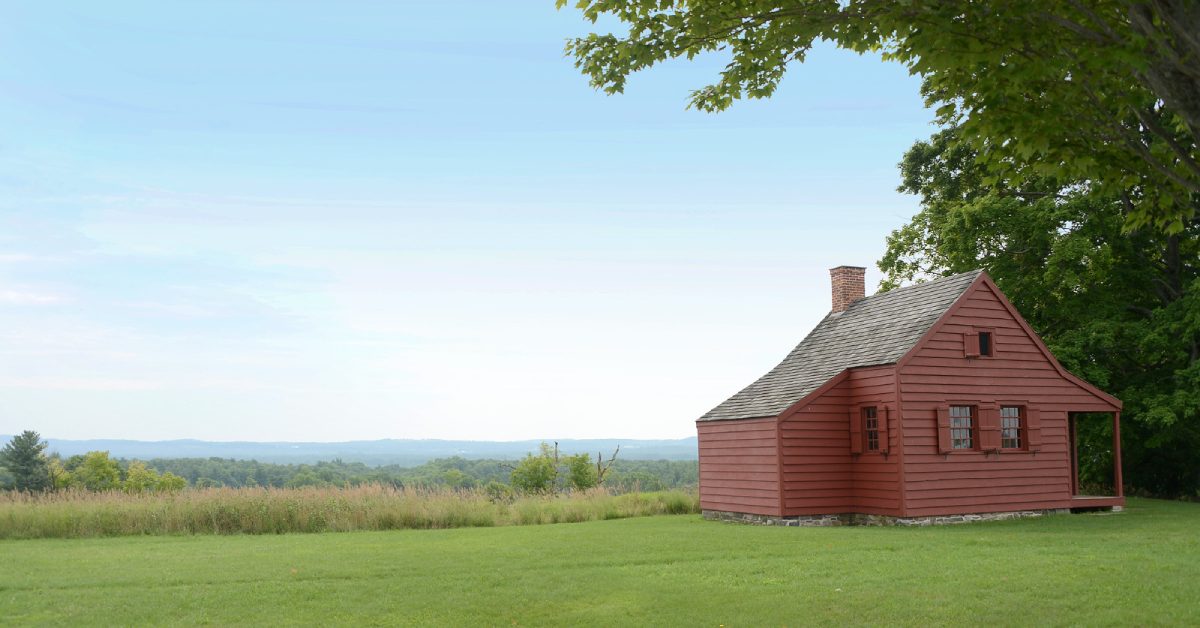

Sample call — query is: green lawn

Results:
[1,498,1197,626]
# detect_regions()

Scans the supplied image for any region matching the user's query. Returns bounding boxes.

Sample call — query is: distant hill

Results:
[0,436,698,467]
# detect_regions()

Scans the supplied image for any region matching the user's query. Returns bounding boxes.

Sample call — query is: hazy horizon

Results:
[2,2,931,442]
[1,432,700,467]
[4,433,697,444]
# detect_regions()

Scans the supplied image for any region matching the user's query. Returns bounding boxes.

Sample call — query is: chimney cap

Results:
[830,265,867,271]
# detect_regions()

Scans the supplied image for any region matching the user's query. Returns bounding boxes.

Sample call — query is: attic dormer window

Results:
[964,328,996,358]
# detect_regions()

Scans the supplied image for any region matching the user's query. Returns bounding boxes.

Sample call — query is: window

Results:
[950,405,975,449]
[863,406,880,452]
[978,331,993,357]
[964,329,996,358]
[1001,406,1023,449]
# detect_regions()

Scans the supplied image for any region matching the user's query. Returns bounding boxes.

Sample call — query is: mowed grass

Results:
[1,498,1197,626]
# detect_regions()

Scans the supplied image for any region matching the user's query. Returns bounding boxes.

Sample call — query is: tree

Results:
[559,1,1200,232]
[156,472,187,492]
[284,471,329,488]
[880,128,1200,496]
[508,443,623,493]
[122,461,161,493]
[441,468,475,489]
[509,443,559,493]
[71,451,122,491]
[47,457,72,490]
[563,453,599,490]
[0,431,52,492]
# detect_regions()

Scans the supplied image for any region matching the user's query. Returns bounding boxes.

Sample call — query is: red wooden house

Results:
[698,266,1123,525]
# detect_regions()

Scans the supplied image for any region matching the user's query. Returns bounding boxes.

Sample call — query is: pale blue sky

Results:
[1,1,933,441]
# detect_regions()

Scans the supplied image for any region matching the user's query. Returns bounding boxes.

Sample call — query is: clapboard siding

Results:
[779,376,853,512]
[776,365,901,516]
[846,365,901,514]
[697,417,780,515]
[897,279,1115,516]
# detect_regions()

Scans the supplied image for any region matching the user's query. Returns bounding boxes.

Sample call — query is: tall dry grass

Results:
[0,485,698,539]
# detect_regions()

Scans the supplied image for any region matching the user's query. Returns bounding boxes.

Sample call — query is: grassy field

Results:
[0,486,697,538]
[2,498,1197,626]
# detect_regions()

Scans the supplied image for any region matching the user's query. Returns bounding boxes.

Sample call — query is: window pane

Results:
[863,406,879,452]
[949,406,974,449]
[1001,406,1022,449]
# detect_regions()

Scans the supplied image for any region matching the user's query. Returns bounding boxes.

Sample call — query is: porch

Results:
[1067,410,1125,511]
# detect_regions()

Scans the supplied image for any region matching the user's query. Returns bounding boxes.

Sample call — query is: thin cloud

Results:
[0,290,65,305]
[0,376,160,391]
[0,253,69,263]
[249,100,419,114]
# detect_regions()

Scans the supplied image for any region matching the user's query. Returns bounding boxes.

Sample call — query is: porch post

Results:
[1069,413,1079,496]
[1113,411,1124,497]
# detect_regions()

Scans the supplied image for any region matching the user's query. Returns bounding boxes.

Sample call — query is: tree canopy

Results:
[559,1,1200,232]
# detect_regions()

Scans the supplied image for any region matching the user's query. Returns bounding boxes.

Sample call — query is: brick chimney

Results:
[830,265,866,313]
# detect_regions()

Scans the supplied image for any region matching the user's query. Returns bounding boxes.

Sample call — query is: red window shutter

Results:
[979,404,1000,451]
[878,405,891,454]
[1027,407,1042,452]
[936,406,952,453]
[964,331,981,357]
[849,408,863,454]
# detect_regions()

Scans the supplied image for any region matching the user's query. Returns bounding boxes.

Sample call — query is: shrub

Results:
[484,481,514,503]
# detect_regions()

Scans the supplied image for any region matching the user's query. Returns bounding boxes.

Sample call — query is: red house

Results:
[698,267,1124,525]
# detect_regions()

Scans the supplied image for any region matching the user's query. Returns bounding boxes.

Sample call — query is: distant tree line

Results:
[140,449,696,492]
[1,432,698,494]
[0,431,187,493]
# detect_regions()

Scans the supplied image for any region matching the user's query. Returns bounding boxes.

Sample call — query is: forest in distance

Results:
[0,435,699,493]
[130,455,698,492]
[0,432,699,493]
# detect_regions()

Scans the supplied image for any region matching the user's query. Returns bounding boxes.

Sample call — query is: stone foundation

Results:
[702,508,1074,527]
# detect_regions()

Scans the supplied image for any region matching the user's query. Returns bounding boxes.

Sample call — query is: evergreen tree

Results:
[0,431,52,492]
